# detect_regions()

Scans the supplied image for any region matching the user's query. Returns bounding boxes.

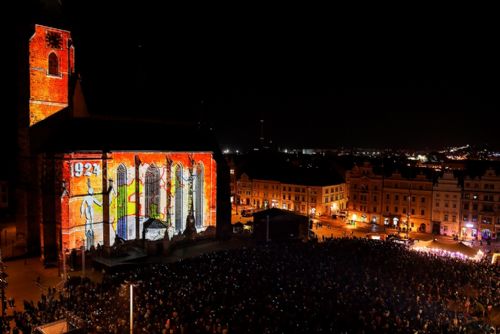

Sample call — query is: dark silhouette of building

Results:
[253,208,307,242]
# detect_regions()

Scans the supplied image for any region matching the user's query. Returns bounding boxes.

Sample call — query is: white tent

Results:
[412,239,482,260]
[34,319,68,334]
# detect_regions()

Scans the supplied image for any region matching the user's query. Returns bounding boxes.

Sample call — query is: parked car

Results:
[241,209,254,217]
[366,233,388,241]
[387,234,414,246]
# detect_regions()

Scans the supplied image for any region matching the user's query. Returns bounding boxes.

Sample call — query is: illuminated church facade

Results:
[17,24,230,260]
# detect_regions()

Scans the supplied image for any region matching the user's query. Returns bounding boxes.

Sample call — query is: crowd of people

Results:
[7,238,500,333]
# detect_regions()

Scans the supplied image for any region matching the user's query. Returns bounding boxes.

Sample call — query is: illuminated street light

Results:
[407,186,411,239]
[122,280,141,334]
[331,203,338,216]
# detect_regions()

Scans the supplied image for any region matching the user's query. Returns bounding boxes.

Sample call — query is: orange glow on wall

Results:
[29,24,74,126]
[62,151,217,250]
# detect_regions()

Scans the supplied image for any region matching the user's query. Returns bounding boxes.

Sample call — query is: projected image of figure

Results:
[81,178,102,249]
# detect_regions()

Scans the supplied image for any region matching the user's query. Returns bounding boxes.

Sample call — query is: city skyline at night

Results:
[7,0,498,152]
[2,4,500,332]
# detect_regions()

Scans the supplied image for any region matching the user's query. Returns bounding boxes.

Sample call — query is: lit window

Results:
[117,165,127,240]
[195,164,204,228]
[145,165,160,219]
[175,165,184,232]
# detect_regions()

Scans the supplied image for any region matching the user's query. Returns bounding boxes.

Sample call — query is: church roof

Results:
[143,218,168,229]
[30,114,221,154]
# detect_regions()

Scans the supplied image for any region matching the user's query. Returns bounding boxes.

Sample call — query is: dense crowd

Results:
[9,238,500,333]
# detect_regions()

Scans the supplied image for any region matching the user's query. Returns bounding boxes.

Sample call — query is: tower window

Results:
[48,52,59,76]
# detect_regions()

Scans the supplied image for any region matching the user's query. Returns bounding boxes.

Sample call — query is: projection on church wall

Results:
[29,24,75,126]
[64,155,104,250]
[62,152,217,250]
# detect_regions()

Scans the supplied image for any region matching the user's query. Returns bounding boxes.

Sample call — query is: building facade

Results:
[432,172,462,237]
[320,184,347,217]
[29,24,75,126]
[382,172,433,233]
[462,168,500,240]
[16,24,230,260]
[236,173,253,208]
[347,163,433,233]
[236,175,346,218]
[251,179,281,210]
[348,163,500,239]
[346,162,383,224]
[47,151,217,252]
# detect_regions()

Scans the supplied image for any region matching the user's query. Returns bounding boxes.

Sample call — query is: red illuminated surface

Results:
[29,24,74,126]
[61,152,217,249]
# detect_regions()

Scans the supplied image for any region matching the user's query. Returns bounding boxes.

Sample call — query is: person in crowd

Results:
[13,238,500,333]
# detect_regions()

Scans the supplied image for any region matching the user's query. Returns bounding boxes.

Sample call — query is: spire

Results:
[71,75,89,118]
[259,119,265,145]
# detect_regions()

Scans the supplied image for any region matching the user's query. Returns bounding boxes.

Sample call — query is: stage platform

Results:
[92,246,148,269]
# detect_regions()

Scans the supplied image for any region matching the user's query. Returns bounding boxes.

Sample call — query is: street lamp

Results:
[306,187,310,241]
[331,202,338,216]
[122,280,141,334]
[129,283,133,334]
[407,187,411,239]
[406,214,410,239]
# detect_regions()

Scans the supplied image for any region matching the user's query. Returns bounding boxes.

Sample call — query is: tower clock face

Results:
[46,31,62,49]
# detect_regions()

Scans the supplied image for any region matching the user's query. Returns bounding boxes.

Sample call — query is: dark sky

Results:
[10,0,499,151]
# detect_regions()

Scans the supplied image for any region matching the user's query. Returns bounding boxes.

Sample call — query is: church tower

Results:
[16,23,75,257]
[29,24,74,126]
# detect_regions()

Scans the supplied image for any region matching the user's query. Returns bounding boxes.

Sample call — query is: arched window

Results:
[145,165,160,219]
[48,52,59,76]
[175,165,183,232]
[117,165,127,240]
[195,163,204,228]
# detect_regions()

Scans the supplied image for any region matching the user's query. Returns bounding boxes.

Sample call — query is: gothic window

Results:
[48,52,59,76]
[145,165,160,219]
[117,164,127,240]
[195,163,204,228]
[175,164,183,232]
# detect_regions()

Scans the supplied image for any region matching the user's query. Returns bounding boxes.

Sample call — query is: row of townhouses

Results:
[347,162,499,240]
[231,171,347,218]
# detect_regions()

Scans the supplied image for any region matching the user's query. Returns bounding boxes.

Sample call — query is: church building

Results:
[15,24,230,261]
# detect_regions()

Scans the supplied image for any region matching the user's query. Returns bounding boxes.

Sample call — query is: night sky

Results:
[9,1,499,151]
